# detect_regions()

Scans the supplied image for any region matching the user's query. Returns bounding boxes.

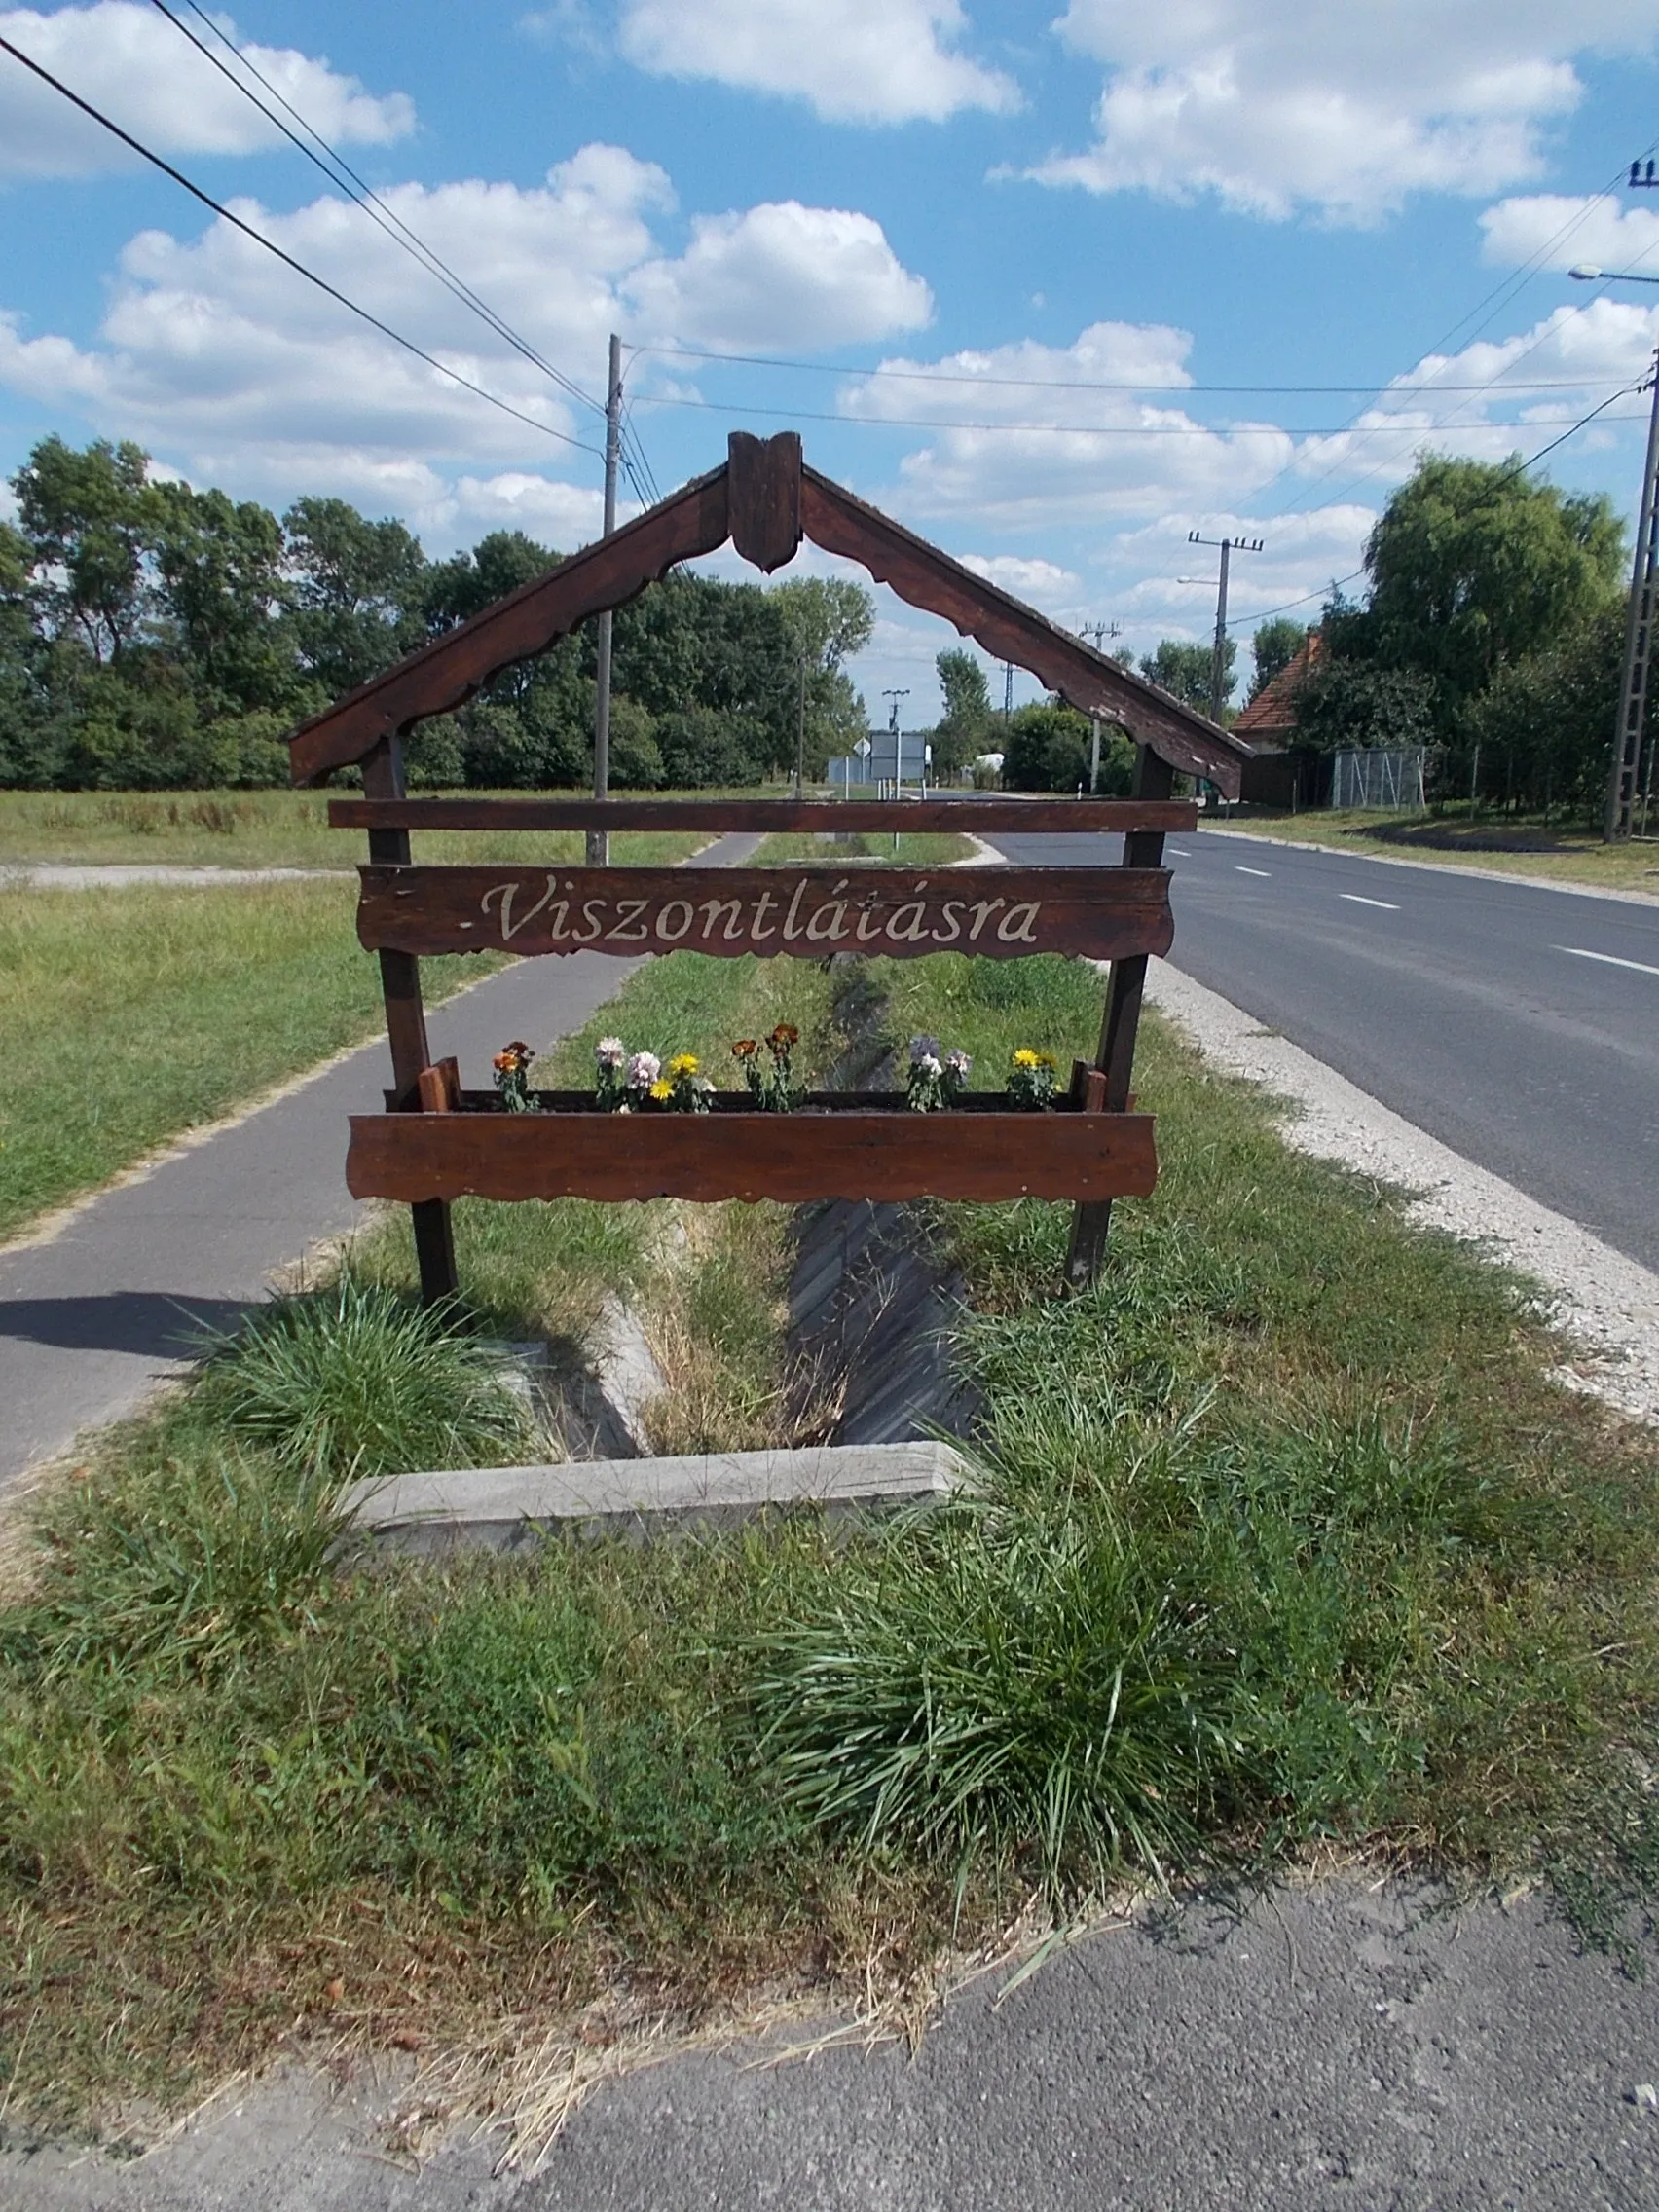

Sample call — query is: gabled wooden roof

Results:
[287,431,1256,796]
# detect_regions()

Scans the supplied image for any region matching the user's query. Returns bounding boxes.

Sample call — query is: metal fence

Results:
[1329,747,1426,811]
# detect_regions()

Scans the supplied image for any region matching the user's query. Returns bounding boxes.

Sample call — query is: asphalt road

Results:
[990,826,1659,1276]
[10,1880,1659,2210]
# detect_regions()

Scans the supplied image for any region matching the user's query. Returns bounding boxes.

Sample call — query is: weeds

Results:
[191,1276,535,1482]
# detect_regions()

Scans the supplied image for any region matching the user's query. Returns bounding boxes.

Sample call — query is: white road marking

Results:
[1235,865,1272,878]
[1557,944,1659,979]
[1340,893,1400,911]
[1168,845,1193,857]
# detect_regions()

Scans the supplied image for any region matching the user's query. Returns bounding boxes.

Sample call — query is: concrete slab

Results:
[340,1439,966,1550]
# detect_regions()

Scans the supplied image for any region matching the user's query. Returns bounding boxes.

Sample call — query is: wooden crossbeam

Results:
[328,796,1199,835]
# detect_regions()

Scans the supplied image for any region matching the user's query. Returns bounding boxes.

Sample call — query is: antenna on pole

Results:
[1188,531,1264,724]
[1080,620,1123,793]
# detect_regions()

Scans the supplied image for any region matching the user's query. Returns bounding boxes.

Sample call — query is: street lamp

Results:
[1569,263,1659,837]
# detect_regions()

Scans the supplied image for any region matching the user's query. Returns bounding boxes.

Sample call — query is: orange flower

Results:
[770,1022,799,1048]
[732,1038,758,1059]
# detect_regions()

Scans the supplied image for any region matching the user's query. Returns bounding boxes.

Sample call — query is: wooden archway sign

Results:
[287,434,1255,1304]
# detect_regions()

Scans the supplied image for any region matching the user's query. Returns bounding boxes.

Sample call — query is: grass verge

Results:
[2,948,1657,2145]
[0,878,501,1241]
[1213,808,1659,894]
[0,788,712,871]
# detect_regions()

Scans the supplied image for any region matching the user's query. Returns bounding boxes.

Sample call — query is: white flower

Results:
[627,1051,661,1088]
[909,1034,940,1064]
[945,1050,972,1078]
[596,1035,626,1068]
[916,1053,942,1079]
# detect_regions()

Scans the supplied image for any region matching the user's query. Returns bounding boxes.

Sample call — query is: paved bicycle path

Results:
[0,836,757,1487]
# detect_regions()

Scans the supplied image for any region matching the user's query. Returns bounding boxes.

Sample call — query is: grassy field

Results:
[3,943,1657,2146]
[0,789,723,871]
[1215,807,1659,894]
[0,879,500,1240]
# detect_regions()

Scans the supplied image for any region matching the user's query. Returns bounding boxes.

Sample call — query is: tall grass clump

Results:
[756,1493,1244,1896]
[191,1276,534,1481]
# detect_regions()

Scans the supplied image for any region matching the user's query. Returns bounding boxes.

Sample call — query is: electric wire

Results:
[1222,379,1645,632]
[0,32,606,459]
[634,344,1621,396]
[145,0,605,423]
[628,389,1641,439]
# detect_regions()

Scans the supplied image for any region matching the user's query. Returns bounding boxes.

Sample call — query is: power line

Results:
[631,389,1642,439]
[635,342,1610,397]
[0,31,604,459]
[145,0,604,424]
[1222,379,1645,634]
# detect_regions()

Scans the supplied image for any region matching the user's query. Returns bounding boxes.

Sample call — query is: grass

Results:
[0,788,716,871]
[3,946,1658,2142]
[0,878,498,1241]
[1214,806,1659,894]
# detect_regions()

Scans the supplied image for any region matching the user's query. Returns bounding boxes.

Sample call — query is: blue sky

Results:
[4,0,1659,718]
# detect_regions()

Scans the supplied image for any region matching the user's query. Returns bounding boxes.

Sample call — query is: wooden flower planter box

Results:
[347,1088,1159,1207]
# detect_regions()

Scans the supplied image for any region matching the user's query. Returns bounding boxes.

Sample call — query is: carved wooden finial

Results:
[727,431,803,572]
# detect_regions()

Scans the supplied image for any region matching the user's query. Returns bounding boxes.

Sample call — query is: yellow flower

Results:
[668,1052,699,1078]
[648,1078,673,1101]
[1013,1048,1041,1068]
[1036,1052,1056,1069]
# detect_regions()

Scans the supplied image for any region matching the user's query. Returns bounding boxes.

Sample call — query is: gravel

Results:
[1148,960,1659,1426]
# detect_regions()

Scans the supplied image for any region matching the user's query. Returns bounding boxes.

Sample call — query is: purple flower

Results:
[627,1050,661,1088]
[945,1050,972,1079]
[909,1034,940,1065]
[596,1035,626,1069]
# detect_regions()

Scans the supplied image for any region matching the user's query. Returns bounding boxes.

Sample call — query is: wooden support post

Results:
[1065,744,1176,1289]
[361,735,459,1306]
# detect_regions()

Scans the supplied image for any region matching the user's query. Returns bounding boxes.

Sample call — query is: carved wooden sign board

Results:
[287,432,1251,1302]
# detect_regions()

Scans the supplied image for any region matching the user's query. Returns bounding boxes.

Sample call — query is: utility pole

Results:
[1080,620,1123,792]
[1003,662,1014,719]
[1607,346,1659,840]
[882,687,909,798]
[1568,197,1659,839]
[589,331,623,866]
[1188,531,1263,725]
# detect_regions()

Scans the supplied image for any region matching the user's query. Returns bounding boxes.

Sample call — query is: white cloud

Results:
[958,552,1082,608]
[615,0,1017,125]
[0,147,933,543]
[1036,0,1658,224]
[838,324,1294,525]
[0,2,412,178]
[1480,193,1659,276]
[628,203,933,349]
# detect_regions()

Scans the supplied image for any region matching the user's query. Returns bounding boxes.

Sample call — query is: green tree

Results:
[152,482,293,716]
[13,435,161,664]
[283,496,427,700]
[1002,701,1098,793]
[1292,658,1438,756]
[1338,454,1624,734]
[1141,637,1235,716]
[931,646,993,779]
[1248,618,1309,701]
[1463,603,1642,819]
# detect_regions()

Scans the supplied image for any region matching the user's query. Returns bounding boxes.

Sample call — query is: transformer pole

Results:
[1188,530,1263,727]
[589,332,623,866]
[1605,347,1659,841]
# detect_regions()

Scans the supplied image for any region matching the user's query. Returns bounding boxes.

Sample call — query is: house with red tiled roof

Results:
[1235,630,1323,740]
[1235,631,1323,805]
